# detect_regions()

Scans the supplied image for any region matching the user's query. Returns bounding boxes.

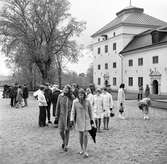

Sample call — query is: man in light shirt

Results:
[33,85,47,127]
[102,88,113,130]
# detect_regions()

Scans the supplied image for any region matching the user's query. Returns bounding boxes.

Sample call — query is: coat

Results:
[70,98,93,132]
[23,87,29,99]
[55,93,73,130]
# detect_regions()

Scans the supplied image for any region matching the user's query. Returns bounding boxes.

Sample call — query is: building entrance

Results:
[152,80,158,94]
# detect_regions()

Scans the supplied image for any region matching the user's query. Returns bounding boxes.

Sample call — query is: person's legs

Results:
[99,118,101,130]
[41,106,46,126]
[60,129,65,149]
[106,116,110,130]
[79,132,84,154]
[39,106,43,127]
[64,130,70,151]
[83,131,88,157]
[24,98,27,106]
[46,102,51,123]
[95,118,98,128]
[10,97,14,107]
[53,103,56,117]
[103,117,107,129]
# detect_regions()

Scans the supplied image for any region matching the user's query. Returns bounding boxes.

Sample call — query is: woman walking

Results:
[55,85,73,151]
[93,88,103,132]
[70,89,94,158]
[117,83,126,119]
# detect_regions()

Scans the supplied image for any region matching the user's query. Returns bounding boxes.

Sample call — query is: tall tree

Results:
[0,0,85,87]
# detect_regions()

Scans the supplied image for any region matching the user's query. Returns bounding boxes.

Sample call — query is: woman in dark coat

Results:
[55,85,74,151]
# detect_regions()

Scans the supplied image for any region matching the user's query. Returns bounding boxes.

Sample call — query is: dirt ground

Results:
[0,97,167,164]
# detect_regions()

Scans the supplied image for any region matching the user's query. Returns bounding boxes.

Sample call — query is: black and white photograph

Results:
[0,0,167,163]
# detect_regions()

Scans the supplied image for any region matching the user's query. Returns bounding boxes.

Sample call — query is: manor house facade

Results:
[91,5,167,95]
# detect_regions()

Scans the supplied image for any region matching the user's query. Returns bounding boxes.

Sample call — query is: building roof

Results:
[120,26,167,54]
[91,6,167,38]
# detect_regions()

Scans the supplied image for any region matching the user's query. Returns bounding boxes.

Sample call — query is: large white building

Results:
[91,5,167,95]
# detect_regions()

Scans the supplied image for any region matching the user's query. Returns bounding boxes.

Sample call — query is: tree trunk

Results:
[57,63,62,89]
[36,61,49,84]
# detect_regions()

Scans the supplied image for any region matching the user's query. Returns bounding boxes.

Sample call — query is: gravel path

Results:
[0,97,167,164]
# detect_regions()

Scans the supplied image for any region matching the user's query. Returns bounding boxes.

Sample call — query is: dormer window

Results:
[102,35,108,40]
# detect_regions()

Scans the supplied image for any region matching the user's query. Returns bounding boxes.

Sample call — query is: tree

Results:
[0,0,85,88]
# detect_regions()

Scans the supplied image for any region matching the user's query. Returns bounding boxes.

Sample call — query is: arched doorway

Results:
[153,80,158,94]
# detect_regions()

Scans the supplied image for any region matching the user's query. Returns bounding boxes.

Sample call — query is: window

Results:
[105,45,108,53]
[105,63,108,69]
[129,59,133,66]
[113,32,116,37]
[128,77,133,86]
[138,58,143,66]
[97,64,101,70]
[98,78,101,85]
[138,77,143,86]
[113,62,116,68]
[113,43,116,50]
[113,77,117,86]
[153,56,158,64]
[98,47,101,54]
[98,38,100,42]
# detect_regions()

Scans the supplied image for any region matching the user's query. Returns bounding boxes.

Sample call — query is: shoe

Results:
[83,152,89,158]
[48,121,52,124]
[79,151,84,155]
[64,147,68,152]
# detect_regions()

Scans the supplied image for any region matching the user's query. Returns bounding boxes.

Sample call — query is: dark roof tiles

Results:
[91,6,167,37]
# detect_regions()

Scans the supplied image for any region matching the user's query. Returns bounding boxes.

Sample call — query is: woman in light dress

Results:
[117,83,126,119]
[93,88,103,132]
[70,89,94,158]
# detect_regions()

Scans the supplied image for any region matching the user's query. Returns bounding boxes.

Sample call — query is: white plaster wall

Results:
[123,46,167,94]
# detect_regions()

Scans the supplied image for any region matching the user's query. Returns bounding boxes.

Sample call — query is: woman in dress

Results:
[55,85,74,151]
[93,88,103,132]
[117,83,126,119]
[70,89,94,158]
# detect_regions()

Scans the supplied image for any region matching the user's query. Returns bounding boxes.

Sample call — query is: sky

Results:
[0,0,167,75]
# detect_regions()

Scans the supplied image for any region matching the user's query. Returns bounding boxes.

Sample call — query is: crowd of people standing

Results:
[6,83,29,108]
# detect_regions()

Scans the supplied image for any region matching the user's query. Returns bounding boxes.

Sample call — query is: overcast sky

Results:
[0,0,167,75]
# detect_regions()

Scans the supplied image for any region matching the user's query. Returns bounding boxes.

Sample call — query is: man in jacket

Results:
[23,84,29,107]
[34,85,47,127]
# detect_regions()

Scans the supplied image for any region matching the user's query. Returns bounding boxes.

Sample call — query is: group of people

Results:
[7,83,29,108]
[33,82,128,158]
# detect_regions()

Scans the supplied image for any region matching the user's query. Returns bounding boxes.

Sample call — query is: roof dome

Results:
[116,6,144,17]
